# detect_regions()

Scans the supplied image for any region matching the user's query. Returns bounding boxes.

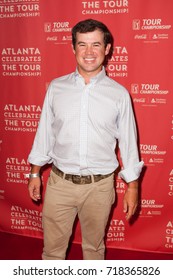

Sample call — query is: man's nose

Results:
[85,45,93,54]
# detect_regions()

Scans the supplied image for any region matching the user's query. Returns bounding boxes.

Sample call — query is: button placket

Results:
[79,85,90,170]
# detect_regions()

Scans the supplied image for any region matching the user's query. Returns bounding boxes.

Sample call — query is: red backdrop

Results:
[1,0,173,254]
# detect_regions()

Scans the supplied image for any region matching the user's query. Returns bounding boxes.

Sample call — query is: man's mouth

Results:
[84,58,95,62]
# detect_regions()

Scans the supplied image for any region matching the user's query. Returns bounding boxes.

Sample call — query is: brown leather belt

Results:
[52,164,113,185]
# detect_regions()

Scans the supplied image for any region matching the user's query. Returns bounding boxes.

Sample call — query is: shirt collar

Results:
[74,67,106,86]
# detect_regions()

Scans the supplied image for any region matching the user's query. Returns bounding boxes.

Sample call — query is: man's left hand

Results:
[123,180,138,221]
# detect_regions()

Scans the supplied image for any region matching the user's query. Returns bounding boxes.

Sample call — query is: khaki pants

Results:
[42,170,115,260]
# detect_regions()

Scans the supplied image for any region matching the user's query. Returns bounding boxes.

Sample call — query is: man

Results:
[28,19,143,260]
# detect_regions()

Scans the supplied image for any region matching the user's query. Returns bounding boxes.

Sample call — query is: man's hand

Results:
[28,164,42,201]
[28,177,42,202]
[123,180,138,221]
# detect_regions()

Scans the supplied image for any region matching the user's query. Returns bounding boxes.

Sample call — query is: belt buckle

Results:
[72,175,82,184]
[72,175,92,184]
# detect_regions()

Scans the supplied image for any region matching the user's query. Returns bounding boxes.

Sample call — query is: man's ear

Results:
[72,44,75,54]
[105,43,111,55]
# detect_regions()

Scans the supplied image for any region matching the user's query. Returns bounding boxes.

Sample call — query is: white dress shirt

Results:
[28,68,143,182]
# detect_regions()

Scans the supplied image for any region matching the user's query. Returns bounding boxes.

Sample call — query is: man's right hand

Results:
[28,177,42,201]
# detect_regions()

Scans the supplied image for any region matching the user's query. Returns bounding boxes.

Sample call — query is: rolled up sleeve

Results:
[117,92,144,182]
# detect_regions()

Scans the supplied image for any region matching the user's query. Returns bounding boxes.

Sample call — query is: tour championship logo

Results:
[131,83,168,106]
[133,18,171,42]
[81,0,129,15]
[44,21,72,45]
[1,47,42,77]
[4,103,41,133]
[107,45,128,78]
[0,0,40,19]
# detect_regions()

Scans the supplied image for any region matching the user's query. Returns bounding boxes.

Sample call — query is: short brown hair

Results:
[72,18,113,50]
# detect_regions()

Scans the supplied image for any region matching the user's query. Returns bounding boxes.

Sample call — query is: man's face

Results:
[73,30,111,82]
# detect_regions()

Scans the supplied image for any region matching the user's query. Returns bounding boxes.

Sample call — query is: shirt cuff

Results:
[119,161,144,183]
[28,154,52,167]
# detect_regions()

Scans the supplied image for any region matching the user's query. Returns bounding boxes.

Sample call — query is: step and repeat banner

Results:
[0,0,173,255]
